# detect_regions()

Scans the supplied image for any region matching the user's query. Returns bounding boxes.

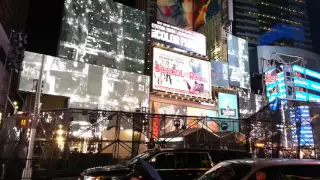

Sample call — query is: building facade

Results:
[232,0,312,51]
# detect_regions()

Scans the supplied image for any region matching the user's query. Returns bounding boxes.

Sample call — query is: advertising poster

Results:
[211,61,229,88]
[59,0,146,73]
[193,0,221,30]
[152,102,187,136]
[218,92,239,131]
[157,0,193,30]
[187,107,218,132]
[227,35,250,89]
[19,52,150,111]
[153,48,211,98]
[151,21,206,56]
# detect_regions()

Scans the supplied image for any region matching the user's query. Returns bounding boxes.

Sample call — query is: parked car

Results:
[80,148,252,180]
[197,159,320,180]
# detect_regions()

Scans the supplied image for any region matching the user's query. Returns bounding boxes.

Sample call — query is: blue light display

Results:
[289,106,314,146]
[295,91,320,102]
[292,65,320,80]
[294,77,320,93]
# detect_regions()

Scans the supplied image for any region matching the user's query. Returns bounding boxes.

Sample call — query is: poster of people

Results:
[157,0,193,30]
[187,107,218,132]
[193,0,221,30]
[153,48,211,98]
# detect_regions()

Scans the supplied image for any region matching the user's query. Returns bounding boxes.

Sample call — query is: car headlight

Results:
[83,176,102,180]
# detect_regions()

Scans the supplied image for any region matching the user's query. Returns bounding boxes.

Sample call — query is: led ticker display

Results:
[294,77,320,94]
[295,91,320,102]
[292,65,320,80]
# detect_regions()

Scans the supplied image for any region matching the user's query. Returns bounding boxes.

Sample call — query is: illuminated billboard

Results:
[153,48,211,98]
[193,0,221,30]
[218,92,239,131]
[59,0,146,73]
[151,21,206,56]
[211,61,229,88]
[157,0,193,30]
[227,35,250,89]
[238,91,263,119]
[19,52,150,111]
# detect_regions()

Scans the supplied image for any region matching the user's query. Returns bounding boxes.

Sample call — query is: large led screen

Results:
[218,92,239,131]
[211,61,229,88]
[157,0,193,30]
[238,91,263,119]
[193,0,221,30]
[19,52,150,111]
[153,48,211,98]
[227,35,250,89]
[59,0,146,74]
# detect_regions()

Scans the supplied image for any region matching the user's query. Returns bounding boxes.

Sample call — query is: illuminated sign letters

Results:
[151,21,206,56]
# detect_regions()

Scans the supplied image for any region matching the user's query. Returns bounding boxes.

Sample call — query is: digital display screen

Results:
[211,61,229,88]
[218,92,239,131]
[59,0,146,74]
[19,52,150,111]
[227,35,250,89]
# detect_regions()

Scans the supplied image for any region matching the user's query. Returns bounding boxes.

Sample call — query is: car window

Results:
[198,162,252,180]
[248,165,320,180]
[152,152,211,170]
[153,153,175,169]
[180,152,211,169]
[210,151,252,164]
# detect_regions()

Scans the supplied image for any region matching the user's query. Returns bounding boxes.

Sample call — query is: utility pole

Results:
[21,54,45,180]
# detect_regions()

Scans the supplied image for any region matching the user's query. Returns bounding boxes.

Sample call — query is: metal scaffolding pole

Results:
[21,54,45,180]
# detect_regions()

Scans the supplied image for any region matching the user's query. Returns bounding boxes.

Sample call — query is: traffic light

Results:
[21,119,27,128]
[6,31,27,73]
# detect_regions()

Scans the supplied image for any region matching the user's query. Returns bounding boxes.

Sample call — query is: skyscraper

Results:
[232,0,313,51]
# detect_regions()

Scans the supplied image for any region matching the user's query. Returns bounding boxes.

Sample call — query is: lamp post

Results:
[21,54,45,180]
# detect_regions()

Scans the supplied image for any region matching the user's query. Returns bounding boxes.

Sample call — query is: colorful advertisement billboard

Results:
[59,0,146,73]
[227,35,250,89]
[19,52,150,111]
[193,0,221,30]
[218,93,239,131]
[153,48,212,98]
[151,21,206,56]
[187,107,218,132]
[211,61,229,88]
[157,0,193,30]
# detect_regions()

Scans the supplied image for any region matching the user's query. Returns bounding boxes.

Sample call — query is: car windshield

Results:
[197,161,252,180]
[126,151,154,166]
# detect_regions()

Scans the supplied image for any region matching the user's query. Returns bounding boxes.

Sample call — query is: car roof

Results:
[221,158,320,167]
[154,148,250,154]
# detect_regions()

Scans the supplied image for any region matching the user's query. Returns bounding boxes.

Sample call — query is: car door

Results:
[179,152,212,179]
[150,152,178,180]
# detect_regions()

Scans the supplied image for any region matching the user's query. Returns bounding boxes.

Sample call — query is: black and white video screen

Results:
[227,35,250,89]
[19,52,150,111]
[238,91,263,118]
[59,0,146,74]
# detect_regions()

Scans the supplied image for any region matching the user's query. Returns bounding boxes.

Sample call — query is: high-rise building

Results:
[232,0,313,51]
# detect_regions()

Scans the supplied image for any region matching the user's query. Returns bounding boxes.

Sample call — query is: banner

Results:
[211,61,229,88]
[151,21,206,56]
[153,48,211,98]
[227,35,250,89]
[157,0,193,30]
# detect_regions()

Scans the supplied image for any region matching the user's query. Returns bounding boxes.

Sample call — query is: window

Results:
[198,162,252,180]
[153,153,175,169]
[152,152,211,170]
